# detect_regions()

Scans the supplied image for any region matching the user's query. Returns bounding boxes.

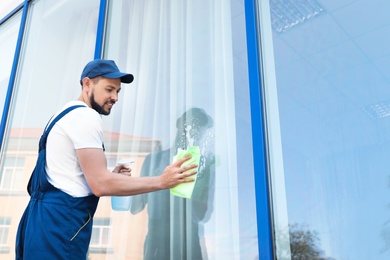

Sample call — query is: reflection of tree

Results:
[278,223,334,260]
[380,176,390,254]
[381,219,390,253]
[289,224,328,260]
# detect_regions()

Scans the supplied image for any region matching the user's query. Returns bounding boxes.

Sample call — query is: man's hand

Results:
[112,164,132,175]
[159,156,198,189]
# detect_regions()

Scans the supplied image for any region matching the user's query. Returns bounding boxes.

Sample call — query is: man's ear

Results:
[81,77,91,92]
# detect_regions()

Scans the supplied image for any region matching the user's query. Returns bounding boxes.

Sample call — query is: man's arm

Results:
[76,148,197,197]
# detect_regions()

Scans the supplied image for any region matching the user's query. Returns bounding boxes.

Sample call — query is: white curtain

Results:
[102,0,250,259]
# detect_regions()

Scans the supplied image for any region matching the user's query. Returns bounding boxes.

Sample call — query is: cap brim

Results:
[104,72,134,84]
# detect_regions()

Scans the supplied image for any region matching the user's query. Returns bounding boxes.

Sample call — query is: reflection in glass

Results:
[0,0,99,259]
[131,108,215,259]
[0,11,20,127]
[264,0,390,259]
[103,0,258,259]
[1,157,24,191]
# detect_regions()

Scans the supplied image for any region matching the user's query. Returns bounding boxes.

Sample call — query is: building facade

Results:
[1,0,390,259]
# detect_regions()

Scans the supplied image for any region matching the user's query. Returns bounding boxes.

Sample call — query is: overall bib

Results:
[15,105,99,260]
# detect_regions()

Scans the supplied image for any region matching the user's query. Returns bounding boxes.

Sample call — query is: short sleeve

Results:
[59,107,104,150]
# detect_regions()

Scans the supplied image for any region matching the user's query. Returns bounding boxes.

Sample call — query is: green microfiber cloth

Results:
[170,146,200,199]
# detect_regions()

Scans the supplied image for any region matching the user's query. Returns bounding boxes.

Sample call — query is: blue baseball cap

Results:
[80,59,134,85]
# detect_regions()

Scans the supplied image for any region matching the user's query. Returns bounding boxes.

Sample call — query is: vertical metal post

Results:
[244,0,274,259]
[0,1,29,152]
[94,0,108,59]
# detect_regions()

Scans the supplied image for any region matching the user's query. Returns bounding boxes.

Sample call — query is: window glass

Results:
[90,218,112,254]
[98,0,258,259]
[0,217,11,254]
[262,0,390,259]
[0,11,20,128]
[0,0,99,259]
[0,0,23,21]
[0,157,25,191]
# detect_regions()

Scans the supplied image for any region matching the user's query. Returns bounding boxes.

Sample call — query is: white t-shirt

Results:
[45,100,104,197]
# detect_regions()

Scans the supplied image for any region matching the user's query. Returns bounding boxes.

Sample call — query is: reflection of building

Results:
[0,128,161,259]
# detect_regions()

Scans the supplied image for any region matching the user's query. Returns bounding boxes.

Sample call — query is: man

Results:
[15,59,197,259]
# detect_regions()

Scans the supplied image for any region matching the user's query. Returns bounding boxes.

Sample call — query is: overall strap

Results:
[38,105,85,152]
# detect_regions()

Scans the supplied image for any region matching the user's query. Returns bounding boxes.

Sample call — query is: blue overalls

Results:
[15,105,99,260]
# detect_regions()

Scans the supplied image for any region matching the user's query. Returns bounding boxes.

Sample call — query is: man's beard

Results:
[90,92,110,115]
